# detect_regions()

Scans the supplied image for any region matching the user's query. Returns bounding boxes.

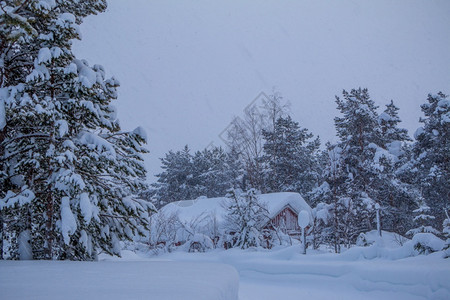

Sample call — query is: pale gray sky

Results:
[73,0,450,181]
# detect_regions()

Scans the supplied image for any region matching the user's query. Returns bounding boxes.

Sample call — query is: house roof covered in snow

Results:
[160,192,311,224]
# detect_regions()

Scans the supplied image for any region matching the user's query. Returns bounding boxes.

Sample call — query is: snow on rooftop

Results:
[161,192,311,224]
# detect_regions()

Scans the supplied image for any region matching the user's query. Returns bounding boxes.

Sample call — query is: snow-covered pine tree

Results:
[194,146,243,198]
[406,196,442,255]
[310,199,332,250]
[222,188,269,249]
[261,115,320,196]
[309,143,348,253]
[379,100,411,146]
[406,198,440,237]
[310,91,416,249]
[409,92,449,228]
[225,146,246,190]
[0,0,154,260]
[333,88,382,241]
[373,100,415,233]
[151,145,196,208]
[0,0,44,260]
[150,145,244,208]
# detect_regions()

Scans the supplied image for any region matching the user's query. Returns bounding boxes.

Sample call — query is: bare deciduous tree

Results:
[225,92,290,191]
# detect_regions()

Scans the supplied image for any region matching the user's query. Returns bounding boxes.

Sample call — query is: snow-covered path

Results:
[146,246,450,300]
[237,259,447,300]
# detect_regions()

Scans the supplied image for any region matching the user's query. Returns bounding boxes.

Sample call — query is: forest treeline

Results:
[146,89,449,252]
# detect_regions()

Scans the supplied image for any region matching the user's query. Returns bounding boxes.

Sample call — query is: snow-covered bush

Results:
[222,189,269,249]
[176,211,221,250]
[406,203,440,237]
[310,201,332,250]
[412,233,445,255]
[356,233,373,247]
[259,225,295,249]
[148,211,180,254]
[405,201,443,255]
[148,206,222,254]
[185,233,214,253]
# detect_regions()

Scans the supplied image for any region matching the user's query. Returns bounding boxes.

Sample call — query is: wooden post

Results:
[301,227,306,255]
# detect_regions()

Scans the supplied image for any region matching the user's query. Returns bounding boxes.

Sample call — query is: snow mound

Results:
[0,261,239,300]
[339,232,445,260]
[412,232,445,254]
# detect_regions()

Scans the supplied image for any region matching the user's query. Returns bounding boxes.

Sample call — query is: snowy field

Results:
[144,247,450,300]
[0,260,239,300]
[2,245,449,300]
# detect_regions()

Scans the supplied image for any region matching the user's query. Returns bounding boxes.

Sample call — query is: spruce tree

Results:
[378,100,411,147]
[151,145,196,208]
[409,93,449,228]
[333,88,381,240]
[262,115,320,196]
[308,143,348,252]
[406,198,439,237]
[194,147,243,198]
[0,0,154,260]
[374,100,415,233]
[150,145,244,208]
[406,197,441,255]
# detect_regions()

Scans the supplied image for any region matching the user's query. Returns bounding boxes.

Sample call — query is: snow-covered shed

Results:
[159,192,311,240]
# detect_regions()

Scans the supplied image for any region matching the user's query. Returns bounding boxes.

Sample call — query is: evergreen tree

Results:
[310,90,417,249]
[409,92,449,228]
[406,197,442,255]
[223,189,269,249]
[261,115,320,196]
[378,100,411,146]
[150,145,244,208]
[333,88,381,240]
[151,145,196,208]
[309,143,349,252]
[194,147,244,198]
[0,0,154,260]
[406,198,440,237]
[373,100,415,233]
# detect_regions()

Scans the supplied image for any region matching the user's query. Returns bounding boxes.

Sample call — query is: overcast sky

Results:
[72,0,450,181]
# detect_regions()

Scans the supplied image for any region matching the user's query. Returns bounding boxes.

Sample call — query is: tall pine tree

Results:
[0,0,154,260]
[333,88,381,239]
[409,93,449,228]
[261,115,320,196]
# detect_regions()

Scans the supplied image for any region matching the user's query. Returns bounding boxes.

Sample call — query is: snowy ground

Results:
[0,260,239,300]
[143,247,450,300]
[2,242,449,299]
